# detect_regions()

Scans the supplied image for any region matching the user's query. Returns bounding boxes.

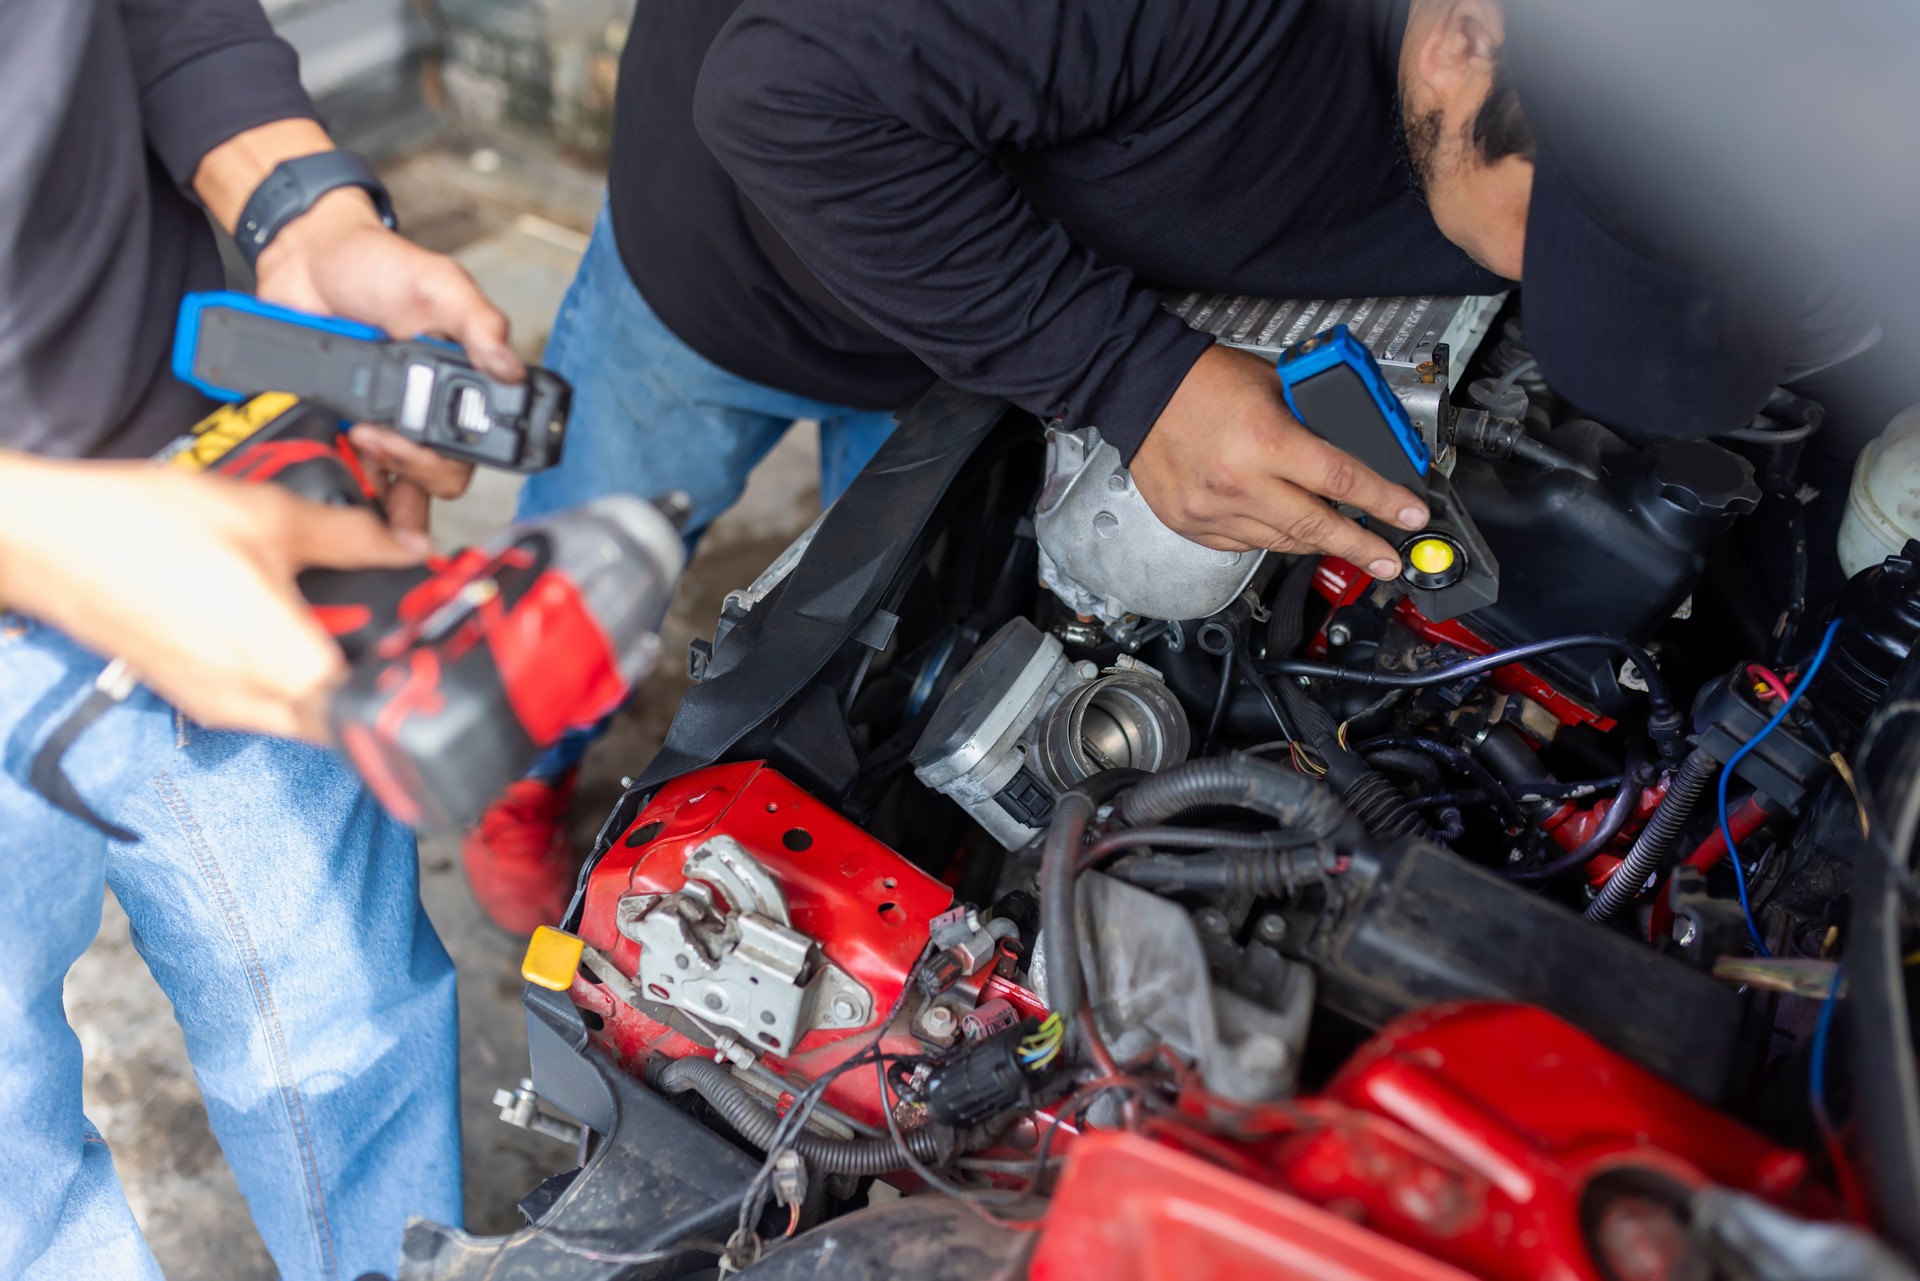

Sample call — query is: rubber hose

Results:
[1114,755,1371,853]
[1338,769,1434,840]
[1365,746,1444,794]
[652,1056,948,1174]
[1252,559,1425,844]
[1359,735,1529,835]
[1506,764,1649,883]
[1584,749,1719,922]
[1116,847,1342,896]
[1038,790,1097,1019]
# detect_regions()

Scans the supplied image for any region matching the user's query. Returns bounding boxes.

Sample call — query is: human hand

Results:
[253,188,522,534]
[1130,345,1430,579]
[0,456,427,741]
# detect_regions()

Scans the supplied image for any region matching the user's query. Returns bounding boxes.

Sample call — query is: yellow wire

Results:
[1831,752,1871,838]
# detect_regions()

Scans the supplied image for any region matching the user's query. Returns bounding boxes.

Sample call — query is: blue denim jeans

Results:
[516,204,901,775]
[0,616,460,1280]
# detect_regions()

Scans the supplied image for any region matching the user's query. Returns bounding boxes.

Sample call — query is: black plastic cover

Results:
[1285,838,1744,1100]
[925,1023,1038,1127]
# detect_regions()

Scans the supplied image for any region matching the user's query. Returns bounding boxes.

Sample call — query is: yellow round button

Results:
[1408,537,1457,576]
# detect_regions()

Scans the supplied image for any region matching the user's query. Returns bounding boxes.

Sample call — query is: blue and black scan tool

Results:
[172,291,569,474]
[1275,324,1430,496]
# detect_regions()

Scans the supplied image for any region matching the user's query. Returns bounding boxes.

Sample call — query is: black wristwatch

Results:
[233,150,398,269]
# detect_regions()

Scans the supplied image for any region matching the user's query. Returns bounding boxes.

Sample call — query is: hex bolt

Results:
[924,1005,957,1037]
[830,995,859,1022]
[1195,908,1229,938]
[1326,623,1353,648]
[1255,914,1287,944]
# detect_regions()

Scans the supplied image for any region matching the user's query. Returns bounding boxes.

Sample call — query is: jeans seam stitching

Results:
[153,770,339,1281]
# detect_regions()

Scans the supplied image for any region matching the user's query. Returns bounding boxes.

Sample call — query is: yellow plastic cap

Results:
[1408,537,1457,576]
[522,926,586,991]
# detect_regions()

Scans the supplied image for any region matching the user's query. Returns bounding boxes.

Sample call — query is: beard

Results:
[1393,88,1443,206]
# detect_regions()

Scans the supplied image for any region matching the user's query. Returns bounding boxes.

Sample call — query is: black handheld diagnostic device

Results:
[172,291,569,474]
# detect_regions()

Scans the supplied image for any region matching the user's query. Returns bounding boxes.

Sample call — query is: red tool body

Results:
[160,393,685,830]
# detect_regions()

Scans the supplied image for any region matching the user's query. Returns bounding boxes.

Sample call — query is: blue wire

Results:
[1719,618,1842,959]
[1810,960,1845,1132]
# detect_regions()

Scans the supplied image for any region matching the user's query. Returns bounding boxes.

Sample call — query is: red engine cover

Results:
[1037,1003,1831,1281]
[570,762,955,1125]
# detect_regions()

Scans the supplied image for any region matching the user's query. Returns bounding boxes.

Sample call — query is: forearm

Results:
[0,452,75,612]
[192,117,369,235]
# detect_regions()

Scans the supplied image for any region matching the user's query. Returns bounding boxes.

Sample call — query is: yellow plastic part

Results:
[163,392,301,471]
[1407,537,1457,576]
[522,926,586,992]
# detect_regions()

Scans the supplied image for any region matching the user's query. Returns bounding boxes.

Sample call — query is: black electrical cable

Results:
[652,1056,950,1174]
[1504,763,1651,883]
[1077,824,1322,871]
[1235,649,1297,744]
[1200,652,1236,755]
[1358,735,1529,835]
[1412,777,1625,809]
[1266,633,1683,758]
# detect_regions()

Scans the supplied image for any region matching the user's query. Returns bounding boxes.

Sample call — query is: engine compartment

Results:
[409,298,1920,1280]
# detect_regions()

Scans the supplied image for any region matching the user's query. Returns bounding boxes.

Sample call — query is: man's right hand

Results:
[0,456,426,742]
[1130,344,1431,579]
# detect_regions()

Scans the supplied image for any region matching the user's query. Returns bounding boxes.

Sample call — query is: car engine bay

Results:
[402,293,1920,1281]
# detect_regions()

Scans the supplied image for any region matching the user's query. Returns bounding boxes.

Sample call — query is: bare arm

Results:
[0,453,423,740]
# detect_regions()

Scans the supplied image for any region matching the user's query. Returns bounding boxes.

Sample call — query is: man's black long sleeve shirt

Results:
[0,0,318,459]
[608,0,1504,458]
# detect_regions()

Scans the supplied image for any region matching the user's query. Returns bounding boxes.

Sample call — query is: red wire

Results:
[1747,663,1792,703]
[1821,1120,1874,1225]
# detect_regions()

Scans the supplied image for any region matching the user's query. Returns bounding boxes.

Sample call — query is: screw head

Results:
[830,995,858,1021]
[1196,909,1229,937]
[1255,914,1287,944]
[703,992,725,1011]
[1327,623,1353,647]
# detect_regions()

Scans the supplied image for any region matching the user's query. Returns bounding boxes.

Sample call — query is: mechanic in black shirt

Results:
[0,1,521,1274]
[466,0,1825,924]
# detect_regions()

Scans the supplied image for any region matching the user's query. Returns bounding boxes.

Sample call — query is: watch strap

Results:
[234,150,398,268]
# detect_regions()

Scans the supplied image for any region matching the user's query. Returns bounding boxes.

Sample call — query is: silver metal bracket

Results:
[616,836,874,1055]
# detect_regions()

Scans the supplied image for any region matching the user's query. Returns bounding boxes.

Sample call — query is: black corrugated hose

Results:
[1257,558,1439,842]
[1583,748,1720,922]
[1114,754,1372,852]
[651,1056,952,1174]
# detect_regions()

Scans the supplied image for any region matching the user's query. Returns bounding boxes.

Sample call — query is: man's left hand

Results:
[251,186,525,534]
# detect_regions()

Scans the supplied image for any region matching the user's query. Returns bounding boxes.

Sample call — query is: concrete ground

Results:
[64,136,824,1278]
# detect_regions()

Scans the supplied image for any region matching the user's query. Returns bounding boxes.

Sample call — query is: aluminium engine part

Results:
[1034,426,1263,628]
[910,616,1191,849]
[1164,289,1508,451]
[1075,872,1314,1102]
[614,834,874,1055]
